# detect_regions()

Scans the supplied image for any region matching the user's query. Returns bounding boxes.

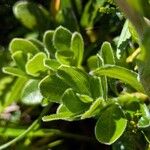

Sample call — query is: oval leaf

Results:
[71,32,84,66]
[26,52,47,77]
[53,26,72,51]
[9,38,39,54]
[95,104,127,145]
[13,1,50,30]
[39,75,69,103]
[43,30,56,57]
[99,41,115,65]
[21,80,43,105]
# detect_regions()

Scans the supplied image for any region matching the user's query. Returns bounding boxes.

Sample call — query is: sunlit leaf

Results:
[21,80,43,105]
[9,38,39,54]
[3,67,27,78]
[81,98,105,119]
[26,52,47,77]
[44,59,61,71]
[92,65,144,92]
[76,94,93,103]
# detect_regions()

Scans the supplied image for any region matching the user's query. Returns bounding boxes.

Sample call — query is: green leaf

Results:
[138,104,150,128]
[76,94,93,103]
[138,116,150,128]
[71,32,84,66]
[87,55,102,71]
[42,112,75,122]
[97,54,108,100]
[89,76,103,99]
[13,1,50,30]
[128,22,139,42]
[29,39,45,52]
[39,75,69,103]
[55,50,74,65]
[21,80,43,105]
[4,78,28,106]
[53,26,72,51]
[41,98,49,107]
[96,0,106,6]
[56,104,71,114]
[116,20,131,59]
[9,38,39,54]
[12,51,27,71]
[57,66,91,95]
[95,104,127,145]
[100,41,115,65]
[92,65,144,93]
[44,59,61,71]
[43,30,56,57]
[138,28,150,96]
[81,98,105,119]
[62,88,90,113]
[3,67,27,78]
[26,52,47,77]
[80,0,99,28]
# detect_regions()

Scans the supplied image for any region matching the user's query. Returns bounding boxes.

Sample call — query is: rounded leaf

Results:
[21,80,43,105]
[95,104,127,145]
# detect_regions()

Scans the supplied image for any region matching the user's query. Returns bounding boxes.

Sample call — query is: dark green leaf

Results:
[116,20,131,59]
[62,88,90,113]
[55,50,74,65]
[89,76,103,99]
[53,26,72,51]
[100,41,115,65]
[95,104,127,145]
[57,66,91,95]
[39,75,69,103]
[92,65,144,92]
[29,39,45,52]
[71,32,84,66]
[43,30,56,57]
